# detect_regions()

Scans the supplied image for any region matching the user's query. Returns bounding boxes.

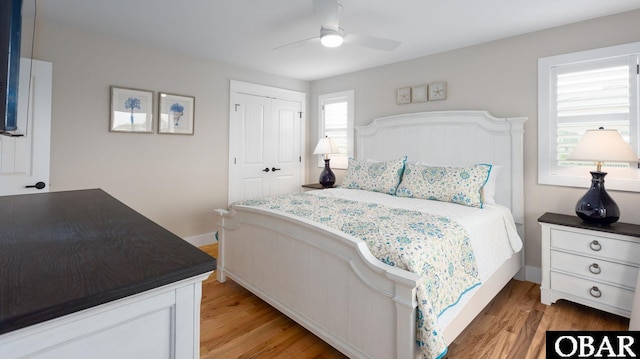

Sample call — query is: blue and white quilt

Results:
[234,192,481,359]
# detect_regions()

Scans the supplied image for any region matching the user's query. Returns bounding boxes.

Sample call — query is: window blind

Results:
[554,55,638,168]
[323,101,348,157]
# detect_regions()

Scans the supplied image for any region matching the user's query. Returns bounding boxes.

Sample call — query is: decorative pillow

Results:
[412,162,501,204]
[340,156,407,195]
[396,163,492,208]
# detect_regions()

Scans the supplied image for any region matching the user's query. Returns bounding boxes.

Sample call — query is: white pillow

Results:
[482,165,502,205]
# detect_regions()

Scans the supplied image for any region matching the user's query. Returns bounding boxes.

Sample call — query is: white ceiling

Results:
[35,0,640,81]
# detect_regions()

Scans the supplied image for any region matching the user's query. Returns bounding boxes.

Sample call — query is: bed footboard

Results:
[215,207,424,359]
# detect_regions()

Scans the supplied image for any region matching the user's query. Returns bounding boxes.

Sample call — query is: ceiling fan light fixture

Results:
[320,28,344,47]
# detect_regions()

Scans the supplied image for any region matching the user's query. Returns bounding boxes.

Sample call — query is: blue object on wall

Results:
[1,0,23,132]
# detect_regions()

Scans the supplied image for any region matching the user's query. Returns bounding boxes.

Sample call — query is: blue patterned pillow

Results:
[340,157,407,195]
[396,163,492,208]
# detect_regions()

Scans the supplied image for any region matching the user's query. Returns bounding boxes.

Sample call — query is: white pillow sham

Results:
[482,165,501,205]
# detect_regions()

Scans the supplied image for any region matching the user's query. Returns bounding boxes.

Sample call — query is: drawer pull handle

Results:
[590,286,602,298]
[589,263,601,274]
[589,240,602,252]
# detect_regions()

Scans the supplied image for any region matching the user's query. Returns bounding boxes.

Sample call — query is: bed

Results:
[216,110,527,358]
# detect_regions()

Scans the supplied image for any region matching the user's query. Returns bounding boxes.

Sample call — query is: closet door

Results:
[228,83,305,205]
[229,93,271,203]
[270,98,302,197]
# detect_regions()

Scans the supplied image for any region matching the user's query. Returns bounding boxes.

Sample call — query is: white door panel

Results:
[0,58,51,196]
[271,98,301,190]
[228,83,305,205]
[274,100,299,164]
[242,101,266,164]
[240,177,267,201]
[273,174,297,196]
[232,94,270,201]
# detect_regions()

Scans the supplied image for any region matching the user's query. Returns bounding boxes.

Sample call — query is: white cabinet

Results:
[539,212,640,318]
[0,189,216,359]
[0,274,211,359]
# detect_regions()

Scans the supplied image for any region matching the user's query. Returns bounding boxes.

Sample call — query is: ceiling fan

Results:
[274,0,401,51]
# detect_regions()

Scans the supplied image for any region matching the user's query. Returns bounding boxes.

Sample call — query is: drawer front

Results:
[550,228,640,266]
[550,250,639,288]
[550,271,635,311]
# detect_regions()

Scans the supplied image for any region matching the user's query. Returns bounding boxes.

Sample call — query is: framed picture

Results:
[158,92,195,135]
[396,87,411,104]
[110,86,154,133]
[428,81,447,101]
[411,85,428,103]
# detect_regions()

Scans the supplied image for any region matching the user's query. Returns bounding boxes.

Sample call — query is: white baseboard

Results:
[525,265,542,284]
[184,231,217,247]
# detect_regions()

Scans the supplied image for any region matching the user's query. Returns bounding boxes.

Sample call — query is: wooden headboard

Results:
[355,111,527,228]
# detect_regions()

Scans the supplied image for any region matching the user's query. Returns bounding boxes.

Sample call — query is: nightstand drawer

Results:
[550,250,639,288]
[550,228,640,266]
[550,271,635,311]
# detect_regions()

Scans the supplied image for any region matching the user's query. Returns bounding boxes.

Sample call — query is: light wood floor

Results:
[199,244,629,358]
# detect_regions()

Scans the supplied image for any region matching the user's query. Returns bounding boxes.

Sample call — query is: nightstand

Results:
[539,212,640,318]
[301,183,335,190]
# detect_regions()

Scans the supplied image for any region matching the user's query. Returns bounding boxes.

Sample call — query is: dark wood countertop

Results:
[0,189,216,335]
[538,212,640,238]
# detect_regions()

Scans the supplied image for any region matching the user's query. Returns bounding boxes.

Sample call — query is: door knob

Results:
[271,167,281,172]
[262,167,270,172]
[26,181,46,190]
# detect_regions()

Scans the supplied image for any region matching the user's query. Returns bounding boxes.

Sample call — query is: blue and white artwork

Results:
[170,102,184,126]
[159,93,195,135]
[124,97,141,124]
[110,87,153,133]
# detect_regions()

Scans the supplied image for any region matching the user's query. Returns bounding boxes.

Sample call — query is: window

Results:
[317,90,354,169]
[538,42,640,191]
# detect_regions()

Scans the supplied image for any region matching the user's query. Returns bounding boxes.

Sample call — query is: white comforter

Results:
[232,188,522,358]
[308,188,522,282]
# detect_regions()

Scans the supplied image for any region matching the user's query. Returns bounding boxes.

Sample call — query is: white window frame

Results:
[538,42,640,192]
[317,90,354,170]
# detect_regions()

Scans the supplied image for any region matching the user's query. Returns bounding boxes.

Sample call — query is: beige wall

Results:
[33,9,640,273]
[308,9,640,275]
[34,21,309,239]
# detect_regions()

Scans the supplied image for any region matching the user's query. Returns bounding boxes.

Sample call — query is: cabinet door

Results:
[630,273,640,329]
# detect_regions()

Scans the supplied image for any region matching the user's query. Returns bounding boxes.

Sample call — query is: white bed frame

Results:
[216,111,527,358]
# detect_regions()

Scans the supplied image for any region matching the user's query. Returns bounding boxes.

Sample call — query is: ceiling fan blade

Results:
[312,0,341,31]
[273,36,321,51]
[343,33,401,51]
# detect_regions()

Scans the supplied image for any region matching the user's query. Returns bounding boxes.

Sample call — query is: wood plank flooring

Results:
[199,244,629,358]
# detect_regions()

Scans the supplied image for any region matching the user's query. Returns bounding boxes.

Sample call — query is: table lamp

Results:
[313,136,338,187]
[566,127,638,225]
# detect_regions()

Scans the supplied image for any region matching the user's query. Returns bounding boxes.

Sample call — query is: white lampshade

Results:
[313,136,339,155]
[567,128,638,225]
[567,128,638,167]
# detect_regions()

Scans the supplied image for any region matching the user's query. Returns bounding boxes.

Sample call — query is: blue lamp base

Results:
[319,159,335,188]
[575,171,620,225]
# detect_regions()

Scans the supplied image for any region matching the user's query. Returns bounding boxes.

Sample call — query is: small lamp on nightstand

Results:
[567,127,638,225]
[313,136,339,188]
